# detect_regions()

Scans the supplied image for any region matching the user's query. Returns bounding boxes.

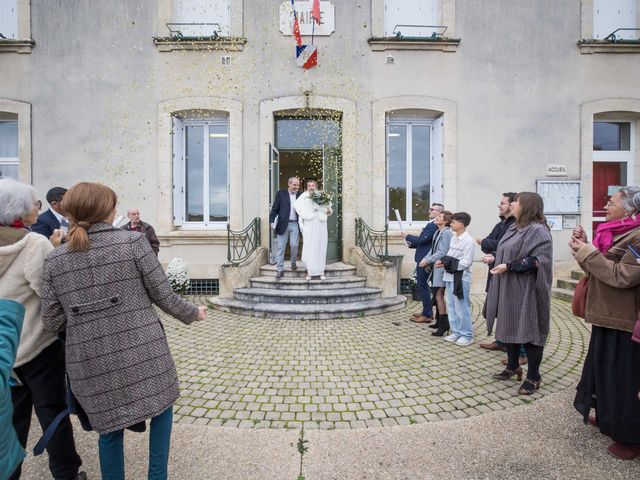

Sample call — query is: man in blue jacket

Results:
[31,187,68,238]
[404,203,444,323]
[0,300,26,480]
[269,177,302,279]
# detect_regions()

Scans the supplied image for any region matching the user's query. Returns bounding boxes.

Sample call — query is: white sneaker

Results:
[444,334,460,343]
[455,337,474,347]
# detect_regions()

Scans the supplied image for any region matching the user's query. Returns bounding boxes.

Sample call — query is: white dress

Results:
[293,191,332,276]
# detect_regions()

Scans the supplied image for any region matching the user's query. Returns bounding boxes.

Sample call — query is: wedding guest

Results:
[270,177,302,279]
[419,211,453,337]
[405,203,443,324]
[294,179,332,280]
[439,212,475,346]
[0,300,26,480]
[570,186,640,460]
[0,179,85,480]
[31,187,68,238]
[485,192,552,395]
[122,208,160,256]
[41,182,207,480]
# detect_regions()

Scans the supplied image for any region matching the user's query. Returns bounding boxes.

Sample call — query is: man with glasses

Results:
[404,203,444,323]
[31,187,69,239]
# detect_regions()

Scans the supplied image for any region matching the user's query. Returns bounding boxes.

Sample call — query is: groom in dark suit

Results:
[404,203,444,323]
[269,177,301,279]
[31,187,68,238]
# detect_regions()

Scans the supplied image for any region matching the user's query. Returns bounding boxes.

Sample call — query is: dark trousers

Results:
[10,341,82,480]
[506,343,544,380]
[416,266,433,317]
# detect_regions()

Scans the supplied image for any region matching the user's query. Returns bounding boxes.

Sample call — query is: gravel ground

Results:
[21,387,640,479]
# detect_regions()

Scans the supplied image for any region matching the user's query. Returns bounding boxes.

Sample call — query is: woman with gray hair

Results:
[570,186,640,460]
[0,179,85,479]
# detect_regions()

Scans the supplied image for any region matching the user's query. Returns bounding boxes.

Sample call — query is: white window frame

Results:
[384,0,440,38]
[386,116,441,229]
[592,119,635,221]
[0,119,19,180]
[172,115,230,230]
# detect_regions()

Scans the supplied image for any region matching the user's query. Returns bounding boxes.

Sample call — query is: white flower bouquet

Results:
[166,257,190,295]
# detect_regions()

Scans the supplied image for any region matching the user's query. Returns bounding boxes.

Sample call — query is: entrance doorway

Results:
[270,113,342,263]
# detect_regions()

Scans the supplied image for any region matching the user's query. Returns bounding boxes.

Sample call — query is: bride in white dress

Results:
[293,180,333,280]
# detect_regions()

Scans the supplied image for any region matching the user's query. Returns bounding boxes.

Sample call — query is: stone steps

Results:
[551,269,583,302]
[210,261,407,319]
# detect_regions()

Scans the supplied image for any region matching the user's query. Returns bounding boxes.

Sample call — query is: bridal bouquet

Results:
[166,257,190,295]
[310,190,332,206]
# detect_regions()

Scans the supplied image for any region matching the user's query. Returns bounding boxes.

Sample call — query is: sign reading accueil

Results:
[546,164,568,177]
[280,1,335,36]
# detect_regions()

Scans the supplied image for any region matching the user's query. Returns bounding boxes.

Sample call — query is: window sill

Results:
[153,36,246,52]
[0,39,35,54]
[368,37,460,52]
[578,40,640,54]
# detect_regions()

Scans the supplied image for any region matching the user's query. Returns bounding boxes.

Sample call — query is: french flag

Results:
[296,44,318,69]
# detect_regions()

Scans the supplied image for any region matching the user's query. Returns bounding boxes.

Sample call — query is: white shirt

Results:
[289,191,298,221]
[442,231,475,283]
[50,208,68,226]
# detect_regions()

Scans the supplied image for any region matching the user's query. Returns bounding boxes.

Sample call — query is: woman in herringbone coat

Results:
[483,192,553,395]
[41,182,207,480]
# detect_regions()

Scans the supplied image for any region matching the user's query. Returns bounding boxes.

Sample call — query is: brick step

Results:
[556,278,579,291]
[233,287,382,305]
[250,275,367,291]
[260,262,356,279]
[551,287,574,302]
[571,269,585,281]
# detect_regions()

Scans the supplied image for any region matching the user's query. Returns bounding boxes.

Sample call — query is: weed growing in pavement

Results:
[293,426,309,480]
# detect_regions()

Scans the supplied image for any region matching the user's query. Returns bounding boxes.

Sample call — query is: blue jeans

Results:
[445,280,472,339]
[276,222,299,271]
[98,406,173,480]
[416,266,433,317]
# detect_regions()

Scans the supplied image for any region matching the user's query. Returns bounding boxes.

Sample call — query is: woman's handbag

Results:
[571,275,589,319]
[632,313,640,344]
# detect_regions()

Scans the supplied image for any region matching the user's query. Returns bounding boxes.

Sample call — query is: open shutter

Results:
[431,116,444,205]
[175,0,230,37]
[172,116,185,227]
[384,0,439,37]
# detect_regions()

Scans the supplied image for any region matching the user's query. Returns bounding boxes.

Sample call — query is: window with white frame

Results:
[172,114,229,227]
[0,117,19,180]
[174,0,230,37]
[593,0,637,40]
[0,0,17,39]
[387,114,443,226]
[384,0,439,38]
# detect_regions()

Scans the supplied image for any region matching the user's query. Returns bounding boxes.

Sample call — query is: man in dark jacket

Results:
[404,203,444,323]
[122,208,160,256]
[31,187,68,238]
[269,177,302,278]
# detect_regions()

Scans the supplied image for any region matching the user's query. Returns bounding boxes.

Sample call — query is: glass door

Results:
[269,143,280,263]
[323,146,342,263]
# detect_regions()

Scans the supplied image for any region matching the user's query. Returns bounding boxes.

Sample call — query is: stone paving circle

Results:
[162,295,588,430]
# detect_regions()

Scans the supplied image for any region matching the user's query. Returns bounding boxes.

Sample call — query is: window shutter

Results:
[593,0,637,40]
[431,117,444,205]
[0,0,18,39]
[172,117,185,227]
[175,0,230,37]
[384,0,439,37]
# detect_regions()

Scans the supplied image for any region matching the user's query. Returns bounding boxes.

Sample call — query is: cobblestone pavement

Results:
[164,295,589,430]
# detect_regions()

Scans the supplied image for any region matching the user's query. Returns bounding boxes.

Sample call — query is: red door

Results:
[592,162,624,231]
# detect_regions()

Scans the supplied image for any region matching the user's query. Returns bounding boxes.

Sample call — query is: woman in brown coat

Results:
[41,182,207,480]
[570,186,640,460]
[484,192,553,395]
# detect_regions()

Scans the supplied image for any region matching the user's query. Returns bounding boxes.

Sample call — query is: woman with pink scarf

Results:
[569,186,640,460]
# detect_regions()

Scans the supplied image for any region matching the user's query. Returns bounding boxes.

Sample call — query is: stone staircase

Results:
[209,262,407,319]
[551,269,584,302]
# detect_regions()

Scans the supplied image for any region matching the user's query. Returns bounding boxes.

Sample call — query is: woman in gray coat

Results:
[41,182,207,480]
[419,211,454,336]
[484,192,553,395]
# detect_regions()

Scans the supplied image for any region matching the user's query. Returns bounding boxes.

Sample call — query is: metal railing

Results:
[227,218,261,265]
[604,28,640,42]
[393,24,447,40]
[166,22,222,39]
[355,217,388,262]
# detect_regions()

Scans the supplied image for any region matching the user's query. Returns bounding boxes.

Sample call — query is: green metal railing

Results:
[227,218,261,264]
[355,217,388,262]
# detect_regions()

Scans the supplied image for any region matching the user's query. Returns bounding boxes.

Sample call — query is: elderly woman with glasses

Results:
[570,186,640,460]
[0,179,85,480]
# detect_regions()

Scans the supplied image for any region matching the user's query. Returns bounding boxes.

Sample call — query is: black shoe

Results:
[429,312,440,329]
[291,263,297,271]
[431,314,449,337]
[276,270,284,279]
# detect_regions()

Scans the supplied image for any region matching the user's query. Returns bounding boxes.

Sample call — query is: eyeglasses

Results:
[605,202,622,208]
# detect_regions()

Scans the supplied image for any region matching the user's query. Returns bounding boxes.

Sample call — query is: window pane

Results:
[174,0,230,36]
[208,124,228,222]
[185,125,204,222]
[275,118,341,149]
[594,122,631,151]
[0,122,18,157]
[387,124,407,221]
[0,164,19,180]
[412,125,430,221]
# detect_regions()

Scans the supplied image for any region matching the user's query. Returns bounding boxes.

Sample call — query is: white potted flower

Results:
[166,257,190,295]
